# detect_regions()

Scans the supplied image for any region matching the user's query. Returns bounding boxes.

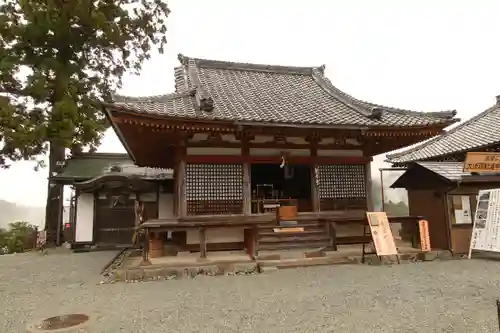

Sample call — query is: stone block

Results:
[126,269,144,281]
[233,263,258,274]
[438,250,453,260]
[259,265,278,274]
[113,269,127,282]
[157,268,178,279]
[423,251,439,261]
[198,265,220,276]
[143,268,164,280]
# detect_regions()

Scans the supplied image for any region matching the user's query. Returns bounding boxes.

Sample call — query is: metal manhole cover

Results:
[28,314,90,332]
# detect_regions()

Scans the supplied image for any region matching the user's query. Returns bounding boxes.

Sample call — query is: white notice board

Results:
[468,188,500,258]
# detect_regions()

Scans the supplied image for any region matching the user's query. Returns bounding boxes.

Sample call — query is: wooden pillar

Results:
[242,137,251,215]
[199,227,207,259]
[139,228,152,266]
[365,161,374,211]
[310,139,320,212]
[175,137,187,218]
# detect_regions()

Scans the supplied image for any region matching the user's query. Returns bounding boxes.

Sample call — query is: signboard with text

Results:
[366,212,398,256]
[469,188,500,258]
[419,220,431,252]
[463,152,500,173]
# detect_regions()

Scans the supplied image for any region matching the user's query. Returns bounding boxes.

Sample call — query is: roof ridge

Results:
[182,56,214,112]
[177,53,317,75]
[310,68,457,122]
[386,103,499,161]
[311,68,374,118]
[70,152,131,160]
[177,53,457,123]
[113,91,193,103]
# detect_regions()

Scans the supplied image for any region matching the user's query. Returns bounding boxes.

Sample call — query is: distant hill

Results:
[0,200,45,229]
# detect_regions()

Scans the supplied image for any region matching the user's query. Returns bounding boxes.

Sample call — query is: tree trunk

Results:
[44,141,65,246]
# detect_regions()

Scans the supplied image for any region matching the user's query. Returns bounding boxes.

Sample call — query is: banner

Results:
[419,220,431,252]
[366,212,398,256]
[469,189,500,258]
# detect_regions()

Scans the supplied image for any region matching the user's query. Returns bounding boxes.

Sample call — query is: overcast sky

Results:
[2,0,500,207]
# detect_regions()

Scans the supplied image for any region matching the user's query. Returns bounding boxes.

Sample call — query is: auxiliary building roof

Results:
[52,153,172,182]
[386,99,500,164]
[109,54,459,129]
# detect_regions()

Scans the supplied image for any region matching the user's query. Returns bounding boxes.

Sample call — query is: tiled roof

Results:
[416,161,469,181]
[112,54,459,128]
[387,102,500,163]
[52,153,173,181]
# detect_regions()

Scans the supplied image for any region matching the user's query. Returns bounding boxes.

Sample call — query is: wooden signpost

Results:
[419,220,431,252]
[366,212,399,263]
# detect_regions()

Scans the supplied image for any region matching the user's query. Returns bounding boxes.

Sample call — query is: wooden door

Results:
[95,198,136,245]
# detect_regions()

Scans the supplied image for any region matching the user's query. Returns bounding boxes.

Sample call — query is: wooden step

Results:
[259,230,325,237]
[258,222,322,228]
[259,240,329,251]
[259,235,330,244]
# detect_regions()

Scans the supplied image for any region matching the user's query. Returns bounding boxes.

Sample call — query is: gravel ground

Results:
[1,250,500,333]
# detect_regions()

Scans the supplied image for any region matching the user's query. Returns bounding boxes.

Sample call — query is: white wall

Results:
[75,193,94,243]
[186,227,244,245]
[158,193,174,218]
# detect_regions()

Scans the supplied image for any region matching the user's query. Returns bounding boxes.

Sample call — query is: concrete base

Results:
[105,250,258,283]
[101,246,456,283]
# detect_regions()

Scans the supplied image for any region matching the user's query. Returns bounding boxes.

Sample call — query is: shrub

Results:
[0,221,38,254]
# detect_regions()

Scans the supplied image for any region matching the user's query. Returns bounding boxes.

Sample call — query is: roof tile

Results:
[416,161,469,181]
[112,54,458,128]
[53,153,172,180]
[387,104,500,163]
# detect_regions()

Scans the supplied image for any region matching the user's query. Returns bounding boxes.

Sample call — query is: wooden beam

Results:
[184,155,371,164]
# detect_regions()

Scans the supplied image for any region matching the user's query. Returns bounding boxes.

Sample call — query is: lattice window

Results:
[317,164,366,199]
[317,164,367,211]
[185,164,243,215]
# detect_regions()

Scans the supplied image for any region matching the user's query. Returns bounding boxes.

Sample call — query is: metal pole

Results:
[379,168,386,212]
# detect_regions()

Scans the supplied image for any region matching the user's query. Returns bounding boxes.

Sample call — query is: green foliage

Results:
[384,200,409,216]
[0,0,170,167]
[0,221,37,254]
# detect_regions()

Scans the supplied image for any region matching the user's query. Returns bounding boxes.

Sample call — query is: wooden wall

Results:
[407,189,450,250]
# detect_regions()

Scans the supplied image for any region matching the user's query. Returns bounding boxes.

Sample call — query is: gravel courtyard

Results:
[1,250,499,333]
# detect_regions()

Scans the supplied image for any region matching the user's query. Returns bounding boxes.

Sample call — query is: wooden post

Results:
[365,162,374,211]
[327,221,338,251]
[310,139,320,212]
[199,227,207,259]
[252,225,259,258]
[242,137,251,215]
[176,137,187,218]
[140,229,151,266]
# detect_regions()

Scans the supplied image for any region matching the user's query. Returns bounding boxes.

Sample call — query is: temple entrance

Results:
[250,163,312,213]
